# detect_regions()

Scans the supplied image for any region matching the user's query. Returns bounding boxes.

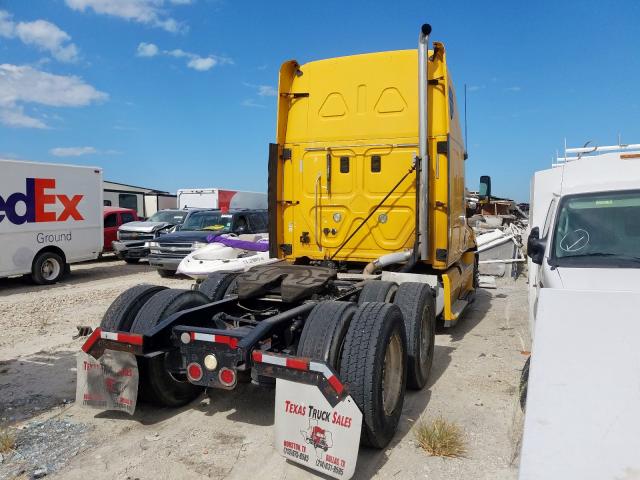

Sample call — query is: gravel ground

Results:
[0,257,529,479]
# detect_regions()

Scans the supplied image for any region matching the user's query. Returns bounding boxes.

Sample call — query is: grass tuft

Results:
[0,427,16,453]
[415,416,466,458]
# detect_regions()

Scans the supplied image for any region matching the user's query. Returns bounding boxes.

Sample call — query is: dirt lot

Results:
[0,257,530,479]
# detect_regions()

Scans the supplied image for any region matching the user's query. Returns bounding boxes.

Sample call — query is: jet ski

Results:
[176,233,276,280]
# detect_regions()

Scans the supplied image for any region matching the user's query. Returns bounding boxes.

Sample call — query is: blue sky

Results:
[1,0,639,201]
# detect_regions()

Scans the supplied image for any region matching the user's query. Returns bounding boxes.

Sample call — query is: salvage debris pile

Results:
[467,192,528,282]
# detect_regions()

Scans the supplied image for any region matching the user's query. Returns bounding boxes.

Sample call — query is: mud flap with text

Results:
[76,350,139,415]
[275,379,362,479]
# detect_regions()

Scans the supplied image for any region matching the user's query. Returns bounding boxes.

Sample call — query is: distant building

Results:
[103,180,177,218]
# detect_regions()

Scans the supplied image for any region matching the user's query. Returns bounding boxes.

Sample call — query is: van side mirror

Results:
[527,227,546,265]
[479,175,491,202]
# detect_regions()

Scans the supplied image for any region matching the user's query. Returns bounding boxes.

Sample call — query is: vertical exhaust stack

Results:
[418,23,431,260]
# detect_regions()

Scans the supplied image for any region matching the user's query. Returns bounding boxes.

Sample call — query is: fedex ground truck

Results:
[0,160,103,284]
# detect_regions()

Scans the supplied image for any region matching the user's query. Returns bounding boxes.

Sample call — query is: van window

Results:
[119,193,138,212]
[103,200,112,206]
[104,214,117,228]
[121,212,136,224]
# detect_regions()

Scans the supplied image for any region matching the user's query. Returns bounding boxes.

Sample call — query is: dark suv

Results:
[147,209,268,277]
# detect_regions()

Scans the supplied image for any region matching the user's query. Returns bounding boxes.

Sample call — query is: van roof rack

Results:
[553,141,640,167]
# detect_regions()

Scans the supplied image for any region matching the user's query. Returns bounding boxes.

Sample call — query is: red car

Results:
[103,207,139,252]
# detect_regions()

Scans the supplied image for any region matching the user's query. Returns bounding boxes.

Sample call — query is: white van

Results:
[0,160,103,284]
[520,144,640,479]
[527,144,640,327]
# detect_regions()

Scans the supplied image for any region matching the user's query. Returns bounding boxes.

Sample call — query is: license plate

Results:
[274,378,362,479]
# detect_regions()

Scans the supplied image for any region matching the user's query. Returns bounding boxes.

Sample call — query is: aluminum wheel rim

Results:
[41,259,60,281]
[382,331,403,416]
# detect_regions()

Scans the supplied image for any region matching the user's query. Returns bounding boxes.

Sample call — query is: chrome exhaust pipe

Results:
[418,23,431,260]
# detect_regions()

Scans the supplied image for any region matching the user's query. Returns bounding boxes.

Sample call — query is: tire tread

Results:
[340,302,406,448]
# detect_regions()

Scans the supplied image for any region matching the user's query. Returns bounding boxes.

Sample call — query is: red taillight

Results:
[219,367,236,387]
[187,362,203,382]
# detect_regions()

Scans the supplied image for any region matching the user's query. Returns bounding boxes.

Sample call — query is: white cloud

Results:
[136,41,158,57]
[0,105,48,129]
[65,0,188,33]
[167,48,188,58]
[0,10,79,62]
[50,146,121,156]
[241,99,265,108]
[0,11,14,37]
[187,56,215,71]
[467,85,484,92]
[0,64,107,128]
[257,85,276,97]
[50,146,97,156]
[243,82,277,97]
[139,44,230,72]
[506,86,522,92]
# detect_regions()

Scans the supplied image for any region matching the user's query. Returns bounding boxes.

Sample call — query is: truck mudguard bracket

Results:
[81,327,145,359]
[252,351,347,407]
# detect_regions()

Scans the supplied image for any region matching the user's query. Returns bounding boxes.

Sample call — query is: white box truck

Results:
[177,188,267,210]
[0,159,103,284]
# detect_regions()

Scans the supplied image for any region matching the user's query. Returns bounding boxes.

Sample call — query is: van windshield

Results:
[551,190,640,268]
[181,212,233,232]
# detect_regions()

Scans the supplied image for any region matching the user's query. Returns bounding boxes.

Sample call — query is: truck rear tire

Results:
[124,258,140,265]
[157,269,174,278]
[101,284,167,332]
[297,301,356,369]
[31,251,65,285]
[131,289,210,407]
[340,302,407,448]
[358,281,397,305]
[198,272,239,301]
[393,282,435,390]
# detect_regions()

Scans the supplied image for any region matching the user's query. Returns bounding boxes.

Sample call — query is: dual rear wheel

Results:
[99,285,209,407]
[298,281,436,449]
[99,277,436,449]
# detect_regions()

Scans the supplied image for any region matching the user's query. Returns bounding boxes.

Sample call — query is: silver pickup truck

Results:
[112,209,192,263]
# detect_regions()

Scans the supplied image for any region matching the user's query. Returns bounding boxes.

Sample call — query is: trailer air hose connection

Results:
[329,164,416,261]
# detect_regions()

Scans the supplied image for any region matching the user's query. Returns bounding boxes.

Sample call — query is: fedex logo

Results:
[0,178,84,225]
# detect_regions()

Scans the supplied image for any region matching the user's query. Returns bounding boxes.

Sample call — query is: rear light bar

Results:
[180,331,239,349]
[252,351,346,406]
[81,327,144,358]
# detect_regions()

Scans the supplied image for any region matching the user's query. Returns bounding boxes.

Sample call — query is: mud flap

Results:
[76,350,139,415]
[274,379,362,479]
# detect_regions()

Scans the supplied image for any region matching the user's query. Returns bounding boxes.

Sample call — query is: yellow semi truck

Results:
[270,24,476,324]
[80,24,478,476]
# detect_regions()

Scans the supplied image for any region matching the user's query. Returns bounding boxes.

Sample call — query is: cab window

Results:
[104,214,117,228]
[121,212,136,224]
